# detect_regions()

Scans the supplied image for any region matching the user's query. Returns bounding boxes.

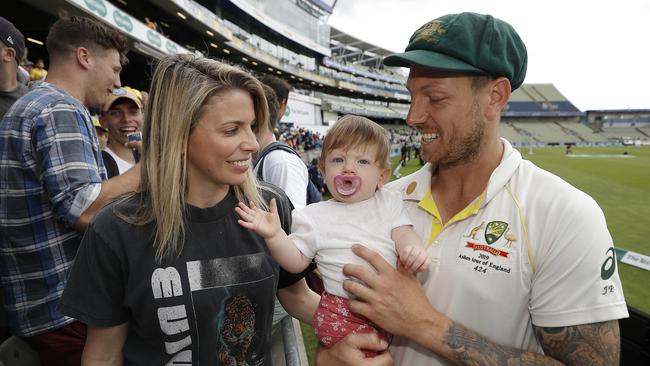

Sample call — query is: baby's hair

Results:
[320,114,390,171]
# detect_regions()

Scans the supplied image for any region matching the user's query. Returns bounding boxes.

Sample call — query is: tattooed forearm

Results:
[534,320,620,366]
[444,321,562,366]
[440,320,620,366]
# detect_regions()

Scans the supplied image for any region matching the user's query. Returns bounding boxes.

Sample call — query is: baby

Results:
[236,115,430,355]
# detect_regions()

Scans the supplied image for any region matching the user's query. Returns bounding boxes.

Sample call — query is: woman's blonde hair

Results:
[319,114,390,172]
[122,54,270,261]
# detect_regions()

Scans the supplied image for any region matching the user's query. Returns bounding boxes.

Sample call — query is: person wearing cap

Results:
[0,16,28,118]
[0,16,139,365]
[92,115,109,149]
[317,12,627,366]
[100,86,144,178]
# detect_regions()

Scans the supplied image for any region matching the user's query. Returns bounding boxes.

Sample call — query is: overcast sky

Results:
[328,0,650,111]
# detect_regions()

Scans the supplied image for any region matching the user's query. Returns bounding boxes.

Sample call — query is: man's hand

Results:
[316,333,393,366]
[397,244,431,273]
[342,244,440,341]
[235,198,282,239]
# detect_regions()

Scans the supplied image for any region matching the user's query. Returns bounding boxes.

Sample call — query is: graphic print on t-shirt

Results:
[151,252,276,365]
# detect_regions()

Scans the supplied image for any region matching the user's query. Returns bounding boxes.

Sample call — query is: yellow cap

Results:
[102,86,143,112]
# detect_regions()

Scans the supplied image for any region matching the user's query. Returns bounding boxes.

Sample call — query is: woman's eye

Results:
[225,128,238,135]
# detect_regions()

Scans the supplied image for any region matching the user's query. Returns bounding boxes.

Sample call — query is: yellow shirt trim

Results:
[418,190,486,247]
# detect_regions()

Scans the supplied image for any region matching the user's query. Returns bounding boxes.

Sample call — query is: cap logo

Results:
[6,36,13,45]
[412,20,446,45]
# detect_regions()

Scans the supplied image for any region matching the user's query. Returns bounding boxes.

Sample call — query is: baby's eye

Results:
[331,157,344,163]
[358,159,371,165]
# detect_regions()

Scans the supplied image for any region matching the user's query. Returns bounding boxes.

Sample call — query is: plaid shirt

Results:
[0,82,106,337]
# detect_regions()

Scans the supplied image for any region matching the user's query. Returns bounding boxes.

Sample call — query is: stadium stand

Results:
[3,1,649,364]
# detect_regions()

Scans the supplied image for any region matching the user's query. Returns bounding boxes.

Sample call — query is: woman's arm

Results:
[81,323,128,366]
[277,278,320,324]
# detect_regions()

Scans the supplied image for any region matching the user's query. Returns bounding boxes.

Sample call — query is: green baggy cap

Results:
[384,12,528,90]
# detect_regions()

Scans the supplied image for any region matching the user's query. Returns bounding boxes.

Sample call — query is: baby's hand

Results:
[235,199,281,239]
[398,245,431,274]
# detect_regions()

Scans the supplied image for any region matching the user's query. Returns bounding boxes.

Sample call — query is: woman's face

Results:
[185,89,259,207]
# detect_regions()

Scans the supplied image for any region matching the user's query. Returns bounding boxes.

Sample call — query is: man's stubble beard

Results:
[429,100,485,167]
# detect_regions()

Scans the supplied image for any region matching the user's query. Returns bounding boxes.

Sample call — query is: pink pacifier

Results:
[333,175,362,196]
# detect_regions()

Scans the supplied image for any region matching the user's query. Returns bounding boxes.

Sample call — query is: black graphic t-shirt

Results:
[59,186,295,365]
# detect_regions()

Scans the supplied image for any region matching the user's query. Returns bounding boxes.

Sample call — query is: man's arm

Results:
[340,244,621,366]
[81,323,128,366]
[73,164,140,232]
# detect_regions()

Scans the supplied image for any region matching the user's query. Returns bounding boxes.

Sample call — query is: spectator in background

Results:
[255,80,319,333]
[0,16,137,365]
[99,86,144,178]
[144,16,158,31]
[308,158,325,194]
[29,58,47,81]
[0,16,28,118]
[92,115,108,149]
[140,90,149,108]
[256,75,309,209]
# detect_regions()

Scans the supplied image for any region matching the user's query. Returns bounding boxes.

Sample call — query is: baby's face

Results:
[323,144,388,203]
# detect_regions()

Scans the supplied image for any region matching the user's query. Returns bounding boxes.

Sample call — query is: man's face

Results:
[101,99,143,147]
[405,66,486,167]
[86,48,121,108]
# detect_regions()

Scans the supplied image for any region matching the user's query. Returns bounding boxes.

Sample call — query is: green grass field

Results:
[300,146,650,364]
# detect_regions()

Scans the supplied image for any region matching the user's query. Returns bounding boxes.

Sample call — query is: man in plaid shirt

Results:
[0,16,140,365]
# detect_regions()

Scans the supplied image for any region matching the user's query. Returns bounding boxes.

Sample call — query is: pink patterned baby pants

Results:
[313,291,392,357]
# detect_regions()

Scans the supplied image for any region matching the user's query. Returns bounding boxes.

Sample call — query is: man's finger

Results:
[342,263,381,289]
[346,332,389,352]
[351,244,394,273]
[342,279,374,302]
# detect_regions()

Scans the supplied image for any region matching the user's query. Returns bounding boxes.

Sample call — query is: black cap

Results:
[0,16,25,64]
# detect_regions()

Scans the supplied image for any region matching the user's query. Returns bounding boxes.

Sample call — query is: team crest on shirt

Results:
[485,221,508,244]
[462,220,515,262]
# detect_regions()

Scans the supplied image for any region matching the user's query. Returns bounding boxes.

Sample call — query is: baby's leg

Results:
[313,292,391,357]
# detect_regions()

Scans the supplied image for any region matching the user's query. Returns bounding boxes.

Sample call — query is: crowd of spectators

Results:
[276,123,323,152]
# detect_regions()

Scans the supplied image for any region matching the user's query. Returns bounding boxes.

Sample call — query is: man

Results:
[0,16,28,118]
[256,74,310,208]
[318,12,628,366]
[0,16,140,365]
[99,86,144,177]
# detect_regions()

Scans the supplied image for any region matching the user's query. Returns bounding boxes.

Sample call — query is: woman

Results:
[58,54,306,365]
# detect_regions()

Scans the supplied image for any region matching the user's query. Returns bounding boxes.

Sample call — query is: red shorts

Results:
[313,292,391,357]
[23,321,87,366]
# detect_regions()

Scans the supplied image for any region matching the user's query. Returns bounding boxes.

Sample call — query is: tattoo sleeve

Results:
[442,320,620,366]
[534,320,620,366]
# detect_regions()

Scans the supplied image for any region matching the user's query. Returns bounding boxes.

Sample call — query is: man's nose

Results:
[406,97,426,127]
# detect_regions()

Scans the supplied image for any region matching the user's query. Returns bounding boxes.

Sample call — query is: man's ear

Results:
[484,77,511,121]
[1,47,15,63]
[76,47,91,70]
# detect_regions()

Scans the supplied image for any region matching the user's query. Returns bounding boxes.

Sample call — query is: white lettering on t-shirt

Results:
[157,305,189,335]
[151,266,192,362]
[151,267,183,298]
